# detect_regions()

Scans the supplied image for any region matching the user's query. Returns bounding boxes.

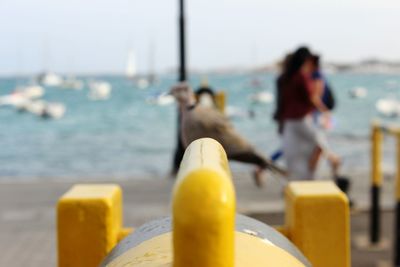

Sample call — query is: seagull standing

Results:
[169,82,286,187]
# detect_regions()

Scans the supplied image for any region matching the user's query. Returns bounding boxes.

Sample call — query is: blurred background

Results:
[0,0,399,181]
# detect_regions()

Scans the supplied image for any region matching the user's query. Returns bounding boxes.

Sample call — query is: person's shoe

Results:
[335,176,351,194]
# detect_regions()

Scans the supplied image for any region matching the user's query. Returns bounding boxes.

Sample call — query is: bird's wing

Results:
[182,106,254,155]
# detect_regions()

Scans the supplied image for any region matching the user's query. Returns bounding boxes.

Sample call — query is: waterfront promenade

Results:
[0,171,396,266]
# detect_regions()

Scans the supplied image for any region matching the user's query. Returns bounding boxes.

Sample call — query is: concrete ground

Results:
[0,172,397,266]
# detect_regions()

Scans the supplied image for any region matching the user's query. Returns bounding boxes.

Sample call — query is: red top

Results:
[279,72,315,120]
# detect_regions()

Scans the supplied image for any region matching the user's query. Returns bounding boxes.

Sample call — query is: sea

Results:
[1,72,400,181]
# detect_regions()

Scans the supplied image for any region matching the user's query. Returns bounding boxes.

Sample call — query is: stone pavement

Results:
[0,171,397,266]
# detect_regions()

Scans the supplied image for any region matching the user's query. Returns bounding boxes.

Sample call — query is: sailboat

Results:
[126,46,156,89]
[126,49,137,80]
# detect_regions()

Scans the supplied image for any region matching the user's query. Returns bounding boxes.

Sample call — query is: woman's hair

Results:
[312,55,320,69]
[283,46,312,78]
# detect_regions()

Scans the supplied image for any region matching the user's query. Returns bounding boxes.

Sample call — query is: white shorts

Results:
[282,116,328,180]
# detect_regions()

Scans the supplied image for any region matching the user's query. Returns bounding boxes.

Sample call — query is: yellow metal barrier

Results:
[57,138,350,267]
[57,184,132,267]
[172,137,235,267]
[285,181,351,267]
[99,138,309,267]
[368,121,400,265]
[372,123,383,188]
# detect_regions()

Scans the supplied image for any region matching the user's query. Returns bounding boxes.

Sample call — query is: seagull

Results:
[169,82,287,187]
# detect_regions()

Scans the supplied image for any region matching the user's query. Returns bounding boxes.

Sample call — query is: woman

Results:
[274,47,329,180]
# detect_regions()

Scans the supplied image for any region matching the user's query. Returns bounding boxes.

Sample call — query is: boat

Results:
[18,85,45,99]
[37,72,63,87]
[0,85,45,107]
[0,93,29,107]
[126,49,137,80]
[88,81,112,100]
[126,46,157,89]
[61,77,84,90]
[146,92,174,106]
[226,106,255,120]
[349,87,367,98]
[249,91,273,104]
[17,99,66,119]
[376,98,400,117]
[42,102,66,119]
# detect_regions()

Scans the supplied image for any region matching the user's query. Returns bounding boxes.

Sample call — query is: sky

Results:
[0,0,399,75]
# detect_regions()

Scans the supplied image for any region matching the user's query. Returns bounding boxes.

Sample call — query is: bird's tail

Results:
[229,151,288,177]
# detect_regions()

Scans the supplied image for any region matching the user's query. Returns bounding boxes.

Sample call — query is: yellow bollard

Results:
[101,138,310,267]
[57,184,124,267]
[372,123,383,188]
[395,133,400,265]
[285,181,350,267]
[370,123,383,244]
[215,91,226,114]
[396,133,400,206]
[172,138,236,267]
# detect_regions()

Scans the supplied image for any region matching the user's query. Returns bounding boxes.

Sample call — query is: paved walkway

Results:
[0,171,396,266]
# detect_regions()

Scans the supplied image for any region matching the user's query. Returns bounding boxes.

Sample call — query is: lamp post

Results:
[172,0,187,174]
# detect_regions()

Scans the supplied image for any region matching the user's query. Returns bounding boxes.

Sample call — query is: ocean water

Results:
[0,73,400,181]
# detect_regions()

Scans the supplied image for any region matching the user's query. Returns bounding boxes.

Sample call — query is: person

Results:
[310,55,350,193]
[310,55,340,174]
[274,47,330,180]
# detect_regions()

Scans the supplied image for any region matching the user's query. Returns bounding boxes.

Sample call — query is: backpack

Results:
[322,83,335,110]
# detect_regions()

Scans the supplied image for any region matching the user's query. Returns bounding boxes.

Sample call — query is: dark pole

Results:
[370,126,382,244]
[370,185,381,243]
[395,201,400,266]
[172,0,187,174]
[178,0,187,82]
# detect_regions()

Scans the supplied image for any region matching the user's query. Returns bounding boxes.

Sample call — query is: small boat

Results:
[126,49,137,80]
[17,99,66,119]
[376,98,400,117]
[37,72,63,87]
[19,85,45,99]
[146,92,174,106]
[61,77,84,90]
[42,102,66,119]
[88,81,112,100]
[0,93,29,107]
[249,91,273,104]
[137,78,150,90]
[0,85,44,107]
[226,106,255,120]
[349,87,367,98]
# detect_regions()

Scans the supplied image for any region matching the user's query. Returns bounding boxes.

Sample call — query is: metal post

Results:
[370,124,382,244]
[395,134,400,266]
[172,0,187,174]
[178,0,187,82]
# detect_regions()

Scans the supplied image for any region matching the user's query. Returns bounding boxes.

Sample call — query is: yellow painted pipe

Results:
[372,123,383,187]
[172,138,236,267]
[396,134,400,200]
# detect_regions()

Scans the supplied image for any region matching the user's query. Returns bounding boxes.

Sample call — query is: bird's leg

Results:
[253,167,265,188]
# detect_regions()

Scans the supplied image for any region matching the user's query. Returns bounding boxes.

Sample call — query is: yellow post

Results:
[370,122,383,244]
[395,133,400,265]
[57,184,123,267]
[372,123,383,187]
[172,138,236,267]
[215,91,226,114]
[396,133,400,202]
[285,181,350,267]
